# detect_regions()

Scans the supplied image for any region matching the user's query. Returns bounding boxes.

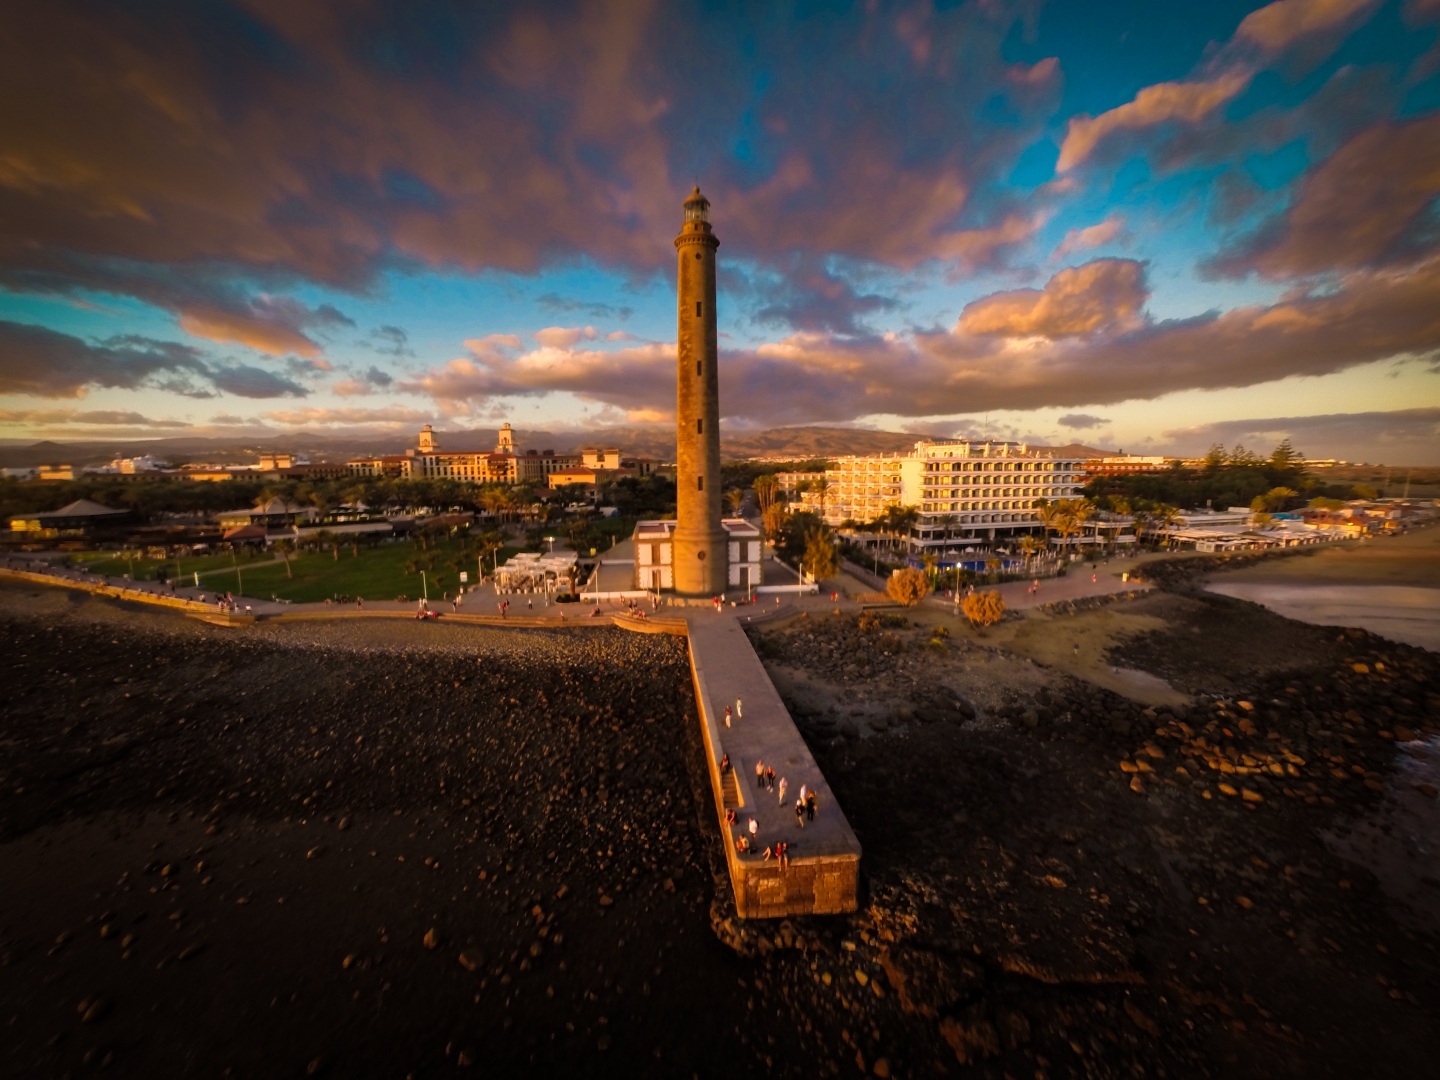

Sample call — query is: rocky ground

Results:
[748,558,1440,1077]
[1,561,1438,1078]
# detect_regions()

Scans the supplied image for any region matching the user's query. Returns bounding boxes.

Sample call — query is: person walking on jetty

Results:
[735,698,742,720]
[724,706,732,728]
[777,776,787,805]
[720,753,730,774]
[795,799,805,828]
[806,792,816,822]
[765,766,776,792]
[754,759,765,787]
[748,817,757,845]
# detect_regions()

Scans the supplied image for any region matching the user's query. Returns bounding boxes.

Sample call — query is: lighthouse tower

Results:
[672,187,726,595]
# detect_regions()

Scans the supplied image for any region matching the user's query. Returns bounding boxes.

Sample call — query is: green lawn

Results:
[70,550,276,582]
[68,538,518,601]
[220,540,516,603]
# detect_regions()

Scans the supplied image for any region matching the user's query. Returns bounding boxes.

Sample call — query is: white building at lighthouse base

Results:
[632,518,762,592]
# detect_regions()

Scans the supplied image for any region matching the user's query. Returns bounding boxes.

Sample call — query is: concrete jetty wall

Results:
[682,615,860,918]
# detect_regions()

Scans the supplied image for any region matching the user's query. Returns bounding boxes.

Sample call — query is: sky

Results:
[1,0,1438,463]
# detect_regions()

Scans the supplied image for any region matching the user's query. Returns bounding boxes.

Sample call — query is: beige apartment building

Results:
[811,440,1087,551]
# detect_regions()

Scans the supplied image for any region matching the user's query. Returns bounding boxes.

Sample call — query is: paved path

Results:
[683,610,859,861]
[928,555,1152,614]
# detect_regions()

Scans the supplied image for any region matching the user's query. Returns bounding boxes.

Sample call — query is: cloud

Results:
[176,296,353,356]
[209,365,309,399]
[0,321,208,397]
[1057,72,1252,172]
[1052,216,1125,259]
[1236,0,1380,51]
[0,408,191,428]
[332,364,397,397]
[0,0,1068,337]
[958,259,1147,338]
[739,257,902,335]
[1057,414,1110,430]
[533,326,599,349]
[265,406,431,426]
[1205,114,1440,279]
[366,325,414,358]
[625,407,672,423]
[1156,407,1440,465]
[1054,0,1390,176]
[537,294,634,321]
[396,254,1440,425]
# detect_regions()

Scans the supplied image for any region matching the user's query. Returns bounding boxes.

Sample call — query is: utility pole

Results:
[421,570,428,602]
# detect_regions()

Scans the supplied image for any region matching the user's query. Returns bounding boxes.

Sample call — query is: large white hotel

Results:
[801,440,1087,555]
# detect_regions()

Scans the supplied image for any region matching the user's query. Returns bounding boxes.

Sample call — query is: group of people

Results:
[721,755,819,855]
[209,591,249,615]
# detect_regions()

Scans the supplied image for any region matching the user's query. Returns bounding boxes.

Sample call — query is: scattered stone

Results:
[458,949,483,972]
[422,928,439,950]
[1124,999,1160,1036]
[80,997,111,1023]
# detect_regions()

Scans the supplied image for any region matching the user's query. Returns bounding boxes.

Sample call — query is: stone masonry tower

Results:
[673,187,726,595]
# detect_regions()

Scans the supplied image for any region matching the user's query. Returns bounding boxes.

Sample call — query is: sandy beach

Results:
[1205,525,1440,651]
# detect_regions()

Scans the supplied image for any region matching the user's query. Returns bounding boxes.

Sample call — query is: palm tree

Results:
[1035,500,1064,548]
[725,488,745,515]
[1018,535,1041,565]
[753,474,779,515]
[1153,505,1181,546]
[1067,498,1095,550]
[273,538,295,579]
[812,477,829,520]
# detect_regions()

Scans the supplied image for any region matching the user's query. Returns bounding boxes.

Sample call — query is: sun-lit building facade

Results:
[813,440,1087,550]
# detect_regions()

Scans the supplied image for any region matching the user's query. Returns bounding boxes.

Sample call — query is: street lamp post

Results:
[421,570,428,603]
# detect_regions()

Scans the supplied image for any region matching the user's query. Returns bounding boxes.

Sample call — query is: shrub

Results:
[930,624,950,639]
[961,589,1006,627]
[886,568,931,607]
[857,611,881,632]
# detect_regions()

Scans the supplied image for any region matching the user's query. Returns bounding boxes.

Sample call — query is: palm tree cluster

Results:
[1035,497,1096,550]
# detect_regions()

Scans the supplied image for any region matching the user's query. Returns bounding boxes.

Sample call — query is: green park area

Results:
[71,549,273,583]
[71,538,518,603]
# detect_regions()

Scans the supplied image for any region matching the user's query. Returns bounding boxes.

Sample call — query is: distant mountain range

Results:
[0,427,1115,468]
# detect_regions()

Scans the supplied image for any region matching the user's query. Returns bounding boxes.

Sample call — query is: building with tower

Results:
[346,423,577,484]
